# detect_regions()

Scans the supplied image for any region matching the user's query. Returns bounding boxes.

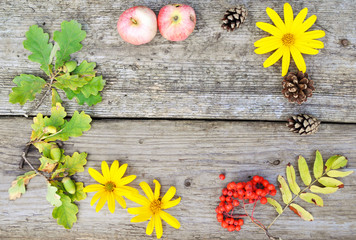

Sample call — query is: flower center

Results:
[282,33,295,46]
[150,200,162,214]
[104,181,116,192]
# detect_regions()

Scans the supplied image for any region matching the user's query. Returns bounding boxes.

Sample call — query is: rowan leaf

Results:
[298,155,312,186]
[9,74,46,105]
[23,25,53,75]
[8,171,37,200]
[300,193,323,207]
[68,182,87,202]
[39,156,58,173]
[64,88,102,106]
[325,155,340,171]
[46,184,62,207]
[51,88,62,107]
[72,60,96,81]
[331,156,348,170]
[289,203,314,221]
[318,177,344,188]
[327,170,354,178]
[313,150,324,179]
[53,73,88,90]
[286,164,300,195]
[58,152,87,176]
[44,102,66,128]
[45,111,91,141]
[267,198,283,214]
[310,185,338,194]
[278,175,292,204]
[52,192,78,229]
[53,20,86,69]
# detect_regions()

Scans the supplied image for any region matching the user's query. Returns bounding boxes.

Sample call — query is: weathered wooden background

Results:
[0,0,355,239]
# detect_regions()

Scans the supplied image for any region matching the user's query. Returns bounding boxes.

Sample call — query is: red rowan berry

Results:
[234,220,239,225]
[253,175,261,182]
[238,219,244,226]
[227,190,233,196]
[233,191,239,198]
[245,183,253,190]
[233,199,240,207]
[237,189,245,195]
[227,182,236,190]
[260,197,267,204]
[235,225,241,231]
[219,173,225,180]
[262,180,269,187]
[225,204,233,212]
[256,189,263,196]
[236,182,244,189]
[221,221,229,228]
[260,190,268,197]
[227,225,235,232]
[217,213,224,221]
[249,199,255,203]
[267,184,275,190]
[219,195,226,202]
[270,189,277,196]
[215,207,220,213]
[222,188,228,195]
[226,196,232,203]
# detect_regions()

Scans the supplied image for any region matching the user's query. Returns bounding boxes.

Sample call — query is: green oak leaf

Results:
[64,88,102,106]
[39,156,58,173]
[23,25,53,75]
[53,20,86,69]
[51,88,62,107]
[9,74,46,105]
[68,182,87,202]
[52,192,78,229]
[46,184,62,207]
[31,113,45,140]
[51,168,67,179]
[44,102,66,128]
[8,171,37,200]
[79,76,105,98]
[53,73,88,90]
[58,152,87,176]
[45,111,91,141]
[72,60,96,81]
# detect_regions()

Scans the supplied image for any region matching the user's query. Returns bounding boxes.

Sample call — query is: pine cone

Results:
[282,71,315,104]
[221,6,247,32]
[287,114,320,135]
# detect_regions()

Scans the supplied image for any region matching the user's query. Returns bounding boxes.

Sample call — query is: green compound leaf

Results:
[313,150,324,179]
[300,193,323,207]
[289,203,314,221]
[298,155,312,186]
[72,60,96,81]
[8,171,37,200]
[53,73,88,90]
[327,170,354,178]
[318,177,344,188]
[45,111,92,141]
[46,184,62,207]
[310,185,338,194]
[53,20,86,69]
[51,88,62,107]
[68,182,87,202]
[286,164,300,195]
[23,25,53,75]
[9,74,46,105]
[44,103,66,128]
[64,88,102,106]
[52,192,78,229]
[267,198,283,214]
[58,152,87,176]
[278,175,292,204]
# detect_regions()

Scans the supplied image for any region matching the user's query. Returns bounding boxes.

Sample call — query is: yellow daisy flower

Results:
[126,180,181,239]
[254,3,325,76]
[83,160,138,213]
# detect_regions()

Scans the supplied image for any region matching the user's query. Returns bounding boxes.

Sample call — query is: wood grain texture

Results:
[1,118,355,239]
[0,0,356,122]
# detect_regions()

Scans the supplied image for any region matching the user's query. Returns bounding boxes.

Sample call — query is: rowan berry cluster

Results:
[215,175,276,232]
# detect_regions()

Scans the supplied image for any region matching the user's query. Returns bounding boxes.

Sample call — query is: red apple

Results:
[158,4,196,41]
[117,6,157,45]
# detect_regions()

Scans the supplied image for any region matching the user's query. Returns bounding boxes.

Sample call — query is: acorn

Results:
[62,177,76,194]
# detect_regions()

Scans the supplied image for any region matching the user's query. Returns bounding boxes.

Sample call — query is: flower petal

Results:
[108,192,116,213]
[83,184,104,193]
[292,8,308,31]
[146,216,155,236]
[161,186,176,203]
[88,168,106,185]
[110,160,119,179]
[254,36,280,48]
[282,48,291,76]
[95,192,107,212]
[90,190,104,206]
[117,163,128,180]
[140,181,154,201]
[304,39,324,49]
[115,186,139,196]
[302,30,325,39]
[128,206,151,215]
[160,211,180,229]
[284,3,294,30]
[255,43,281,54]
[114,193,127,209]
[131,213,152,223]
[125,193,150,207]
[291,46,306,72]
[263,47,284,68]
[300,15,317,33]
[118,175,136,186]
[266,7,286,32]
[295,43,319,55]
[153,180,161,200]
[101,161,110,181]
[162,197,181,209]
[155,214,163,239]
[256,22,283,37]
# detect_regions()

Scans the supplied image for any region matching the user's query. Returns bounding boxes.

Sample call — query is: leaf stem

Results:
[21,146,49,181]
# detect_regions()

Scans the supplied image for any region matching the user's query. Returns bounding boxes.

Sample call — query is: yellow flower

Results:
[83,160,138,213]
[126,180,181,239]
[254,3,325,76]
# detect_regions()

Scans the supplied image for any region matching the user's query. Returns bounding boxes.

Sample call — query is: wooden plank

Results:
[1,118,355,239]
[0,0,355,122]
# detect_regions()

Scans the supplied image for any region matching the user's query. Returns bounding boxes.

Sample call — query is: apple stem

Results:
[173,16,179,21]
[130,17,137,25]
